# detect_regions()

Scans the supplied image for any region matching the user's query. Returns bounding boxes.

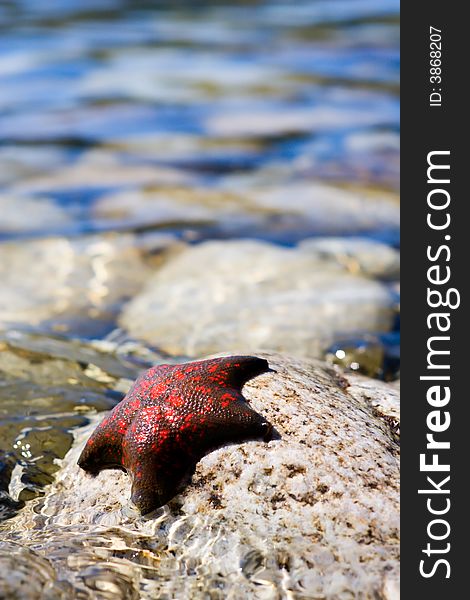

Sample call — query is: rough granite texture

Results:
[119,239,396,357]
[1,353,399,600]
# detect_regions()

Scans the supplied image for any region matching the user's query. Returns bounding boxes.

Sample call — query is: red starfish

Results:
[78,356,273,514]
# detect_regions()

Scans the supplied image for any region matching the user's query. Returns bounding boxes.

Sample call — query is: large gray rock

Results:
[1,353,400,600]
[119,239,396,357]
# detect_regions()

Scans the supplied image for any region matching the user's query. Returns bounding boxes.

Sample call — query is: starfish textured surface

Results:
[78,355,273,514]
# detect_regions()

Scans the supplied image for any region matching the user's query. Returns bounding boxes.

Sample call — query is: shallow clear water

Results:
[0,0,399,527]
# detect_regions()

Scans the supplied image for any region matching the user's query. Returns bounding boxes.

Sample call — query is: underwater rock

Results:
[243,181,399,237]
[0,194,72,235]
[299,236,400,280]
[92,185,259,231]
[1,353,399,599]
[205,103,397,138]
[92,180,400,243]
[8,149,191,196]
[0,233,171,336]
[0,146,67,187]
[119,239,396,357]
[325,331,400,381]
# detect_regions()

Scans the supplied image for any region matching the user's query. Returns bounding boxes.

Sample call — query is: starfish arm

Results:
[157,392,272,460]
[77,413,125,474]
[197,395,272,448]
[129,454,186,514]
[122,418,190,513]
[78,380,148,473]
[195,356,272,391]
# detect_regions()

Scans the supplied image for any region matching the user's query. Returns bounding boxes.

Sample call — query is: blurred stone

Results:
[299,236,400,279]
[9,149,191,196]
[103,133,263,163]
[244,182,399,235]
[345,131,400,153]
[119,239,396,357]
[0,194,72,234]
[78,49,289,103]
[2,353,399,599]
[92,180,400,242]
[0,233,167,335]
[92,185,258,231]
[206,102,396,138]
[0,146,66,187]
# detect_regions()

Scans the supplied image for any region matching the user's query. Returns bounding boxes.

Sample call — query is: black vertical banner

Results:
[401,2,466,598]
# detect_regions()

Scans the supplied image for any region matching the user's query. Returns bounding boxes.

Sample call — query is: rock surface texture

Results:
[1,353,399,600]
[119,239,397,357]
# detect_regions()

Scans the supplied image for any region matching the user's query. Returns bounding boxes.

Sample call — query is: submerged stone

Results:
[299,236,400,280]
[92,185,259,231]
[119,239,396,358]
[0,233,170,336]
[326,332,400,381]
[9,149,191,196]
[0,194,72,235]
[243,181,399,237]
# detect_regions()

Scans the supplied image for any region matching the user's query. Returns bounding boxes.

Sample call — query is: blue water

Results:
[0,0,399,243]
